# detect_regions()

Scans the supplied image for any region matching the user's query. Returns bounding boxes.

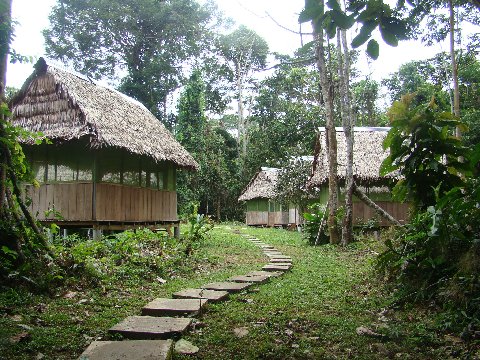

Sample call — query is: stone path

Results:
[79,231,293,359]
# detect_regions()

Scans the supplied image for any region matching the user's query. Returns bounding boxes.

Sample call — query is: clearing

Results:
[0,226,474,359]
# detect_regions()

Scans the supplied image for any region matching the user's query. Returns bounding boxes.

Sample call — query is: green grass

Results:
[0,225,477,359]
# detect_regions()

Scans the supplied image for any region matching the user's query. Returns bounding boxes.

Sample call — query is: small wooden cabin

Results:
[10,58,198,236]
[308,127,410,226]
[238,168,288,227]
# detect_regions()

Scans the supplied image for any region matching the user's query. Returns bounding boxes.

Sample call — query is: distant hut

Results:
[238,167,288,227]
[10,58,198,237]
[308,127,409,226]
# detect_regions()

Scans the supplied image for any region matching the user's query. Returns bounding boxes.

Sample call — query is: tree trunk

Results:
[0,0,12,212]
[448,0,461,138]
[314,28,339,244]
[236,62,245,154]
[339,29,354,246]
[352,182,401,226]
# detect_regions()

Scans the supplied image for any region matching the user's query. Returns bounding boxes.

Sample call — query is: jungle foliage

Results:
[377,94,480,335]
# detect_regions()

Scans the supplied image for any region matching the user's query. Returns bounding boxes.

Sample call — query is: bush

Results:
[377,178,480,332]
[182,202,213,255]
[378,95,480,335]
[303,203,329,245]
[52,228,189,285]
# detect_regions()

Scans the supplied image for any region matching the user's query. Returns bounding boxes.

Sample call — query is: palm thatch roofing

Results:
[10,58,198,170]
[308,127,394,187]
[238,167,279,202]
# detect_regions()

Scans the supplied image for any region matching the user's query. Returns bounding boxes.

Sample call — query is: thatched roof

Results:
[238,167,279,202]
[10,58,198,170]
[308,127,393,187]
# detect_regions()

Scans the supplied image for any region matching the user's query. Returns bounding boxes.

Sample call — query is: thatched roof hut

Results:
[238,167,279,202]
[308,127,393,187]
[11,58,198,170]
[10,58,198,234]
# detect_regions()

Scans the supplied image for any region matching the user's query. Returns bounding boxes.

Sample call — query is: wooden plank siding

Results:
[353,201,410,226]
[246,211,269,226]
[25,183,94,221]
[24,183,177,223]
[95,184,177,222]
[268,211,289,227]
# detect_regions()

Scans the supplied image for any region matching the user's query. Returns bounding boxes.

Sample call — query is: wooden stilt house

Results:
[238,168,288,227]
[308,127,410,226]
[10,58,198,235]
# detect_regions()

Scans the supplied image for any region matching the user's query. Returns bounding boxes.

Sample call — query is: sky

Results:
[6,0,459,91]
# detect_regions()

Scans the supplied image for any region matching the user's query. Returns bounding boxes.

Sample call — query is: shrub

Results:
[303,203,329,245]
[52,228,189,285]
[378,94,480,335]
[182,202,213,255]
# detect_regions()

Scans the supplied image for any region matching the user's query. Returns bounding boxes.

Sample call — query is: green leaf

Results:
[330,10,355,29]
[326,0,341,11]
[351,21,376,48]
[1,246,18,259]
[366,39,379,60]
[326,20,337,39]
[383,17,408,39]
[380,26,398,46]
[380,155,398,176]
[351,31,370,48]
[299,0,324,23]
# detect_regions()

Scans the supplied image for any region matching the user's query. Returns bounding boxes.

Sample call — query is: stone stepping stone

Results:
[109,316,191,340]
[172,288,229,303]
[263,251,282,256]
[201,281,253,293]
[228,274,270,284]
[79,340,173,360]
[248,270,283,277]
[142,298,207,317]
[267,262,292,267]
[260,245,275,249]
[262,264,291,272]
[270,258,292,264]
[265,254,291,260]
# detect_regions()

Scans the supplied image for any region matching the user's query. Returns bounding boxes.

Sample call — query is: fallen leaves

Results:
[10,331,30,344]
[356,326,385,338]
[233,327,249,338]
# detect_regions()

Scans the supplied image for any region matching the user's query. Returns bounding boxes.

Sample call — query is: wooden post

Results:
[174,225,180,239]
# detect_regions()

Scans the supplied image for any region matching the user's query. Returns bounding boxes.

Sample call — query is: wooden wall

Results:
[24,183,177,223]
[268,211,289,227]
[25,183,94,221]
[353,201,410,226]
[95,183,177,222]
[288,207,304,226]
[246,211,268,226]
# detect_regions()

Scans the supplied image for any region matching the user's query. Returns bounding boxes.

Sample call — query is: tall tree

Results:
[44,0,217,125]
[351,79,383,126]
[337,28,355,246]
[0,0,12,215]
[216,25,269,158]
[383,51,480,145]
[300,0,341,244]
[1,0,52,276]
[175,70,241,220]
[245,58,322,178]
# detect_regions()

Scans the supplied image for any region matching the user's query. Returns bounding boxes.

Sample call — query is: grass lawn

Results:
[0,225,476,359]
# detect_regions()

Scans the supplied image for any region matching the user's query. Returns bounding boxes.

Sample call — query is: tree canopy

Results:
[44,0,219,124]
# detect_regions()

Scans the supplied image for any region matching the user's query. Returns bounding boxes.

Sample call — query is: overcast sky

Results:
[7,0,458,91]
